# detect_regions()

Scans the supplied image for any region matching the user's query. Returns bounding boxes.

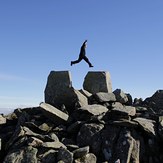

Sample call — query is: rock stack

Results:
[0,71,163,163]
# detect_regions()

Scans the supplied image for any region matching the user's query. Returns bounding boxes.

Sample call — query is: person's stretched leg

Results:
[71,56,82,66]
[83,56,93,67]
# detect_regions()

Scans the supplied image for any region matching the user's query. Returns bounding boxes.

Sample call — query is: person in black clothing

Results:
[71,40,93,67]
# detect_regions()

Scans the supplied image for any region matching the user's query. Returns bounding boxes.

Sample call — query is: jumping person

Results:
[71,40,93,67]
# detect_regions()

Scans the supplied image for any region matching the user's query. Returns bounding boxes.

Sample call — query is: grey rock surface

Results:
[1,71,163,163]
[40,102,69,124]
[83,71,112,94]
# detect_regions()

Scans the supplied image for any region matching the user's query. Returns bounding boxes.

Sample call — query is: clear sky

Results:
[0,0,163,114]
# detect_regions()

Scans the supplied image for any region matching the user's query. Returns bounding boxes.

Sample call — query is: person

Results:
[71,40,93,67]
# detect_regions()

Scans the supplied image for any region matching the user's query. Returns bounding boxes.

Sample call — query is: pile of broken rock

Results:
[1,71,163,163]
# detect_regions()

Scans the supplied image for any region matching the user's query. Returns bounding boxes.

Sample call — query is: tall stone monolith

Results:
[83,71,112,94]
[44,71,88,111]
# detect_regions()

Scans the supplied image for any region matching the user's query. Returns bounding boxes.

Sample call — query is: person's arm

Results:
[82,40,87,47]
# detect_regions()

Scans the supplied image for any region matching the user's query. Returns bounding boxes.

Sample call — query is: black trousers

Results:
[71,55,92,66]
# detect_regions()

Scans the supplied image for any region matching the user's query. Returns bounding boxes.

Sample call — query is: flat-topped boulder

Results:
[83,71,112,94]
[44,71,88,110]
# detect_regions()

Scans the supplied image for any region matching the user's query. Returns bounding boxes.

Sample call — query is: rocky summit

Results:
[1,71,163,163]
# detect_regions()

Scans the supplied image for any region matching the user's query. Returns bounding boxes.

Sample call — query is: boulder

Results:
[83,71,112,94]
[0,115,6,125]
[144,90,163,112]
[158,118,163,139]
[40,149,56,163]
[101,125,121,162]
[113,89,128,104]
[74,153,97,163]
[114,130,134,163]
[3,146,38,163]
[91,92,116,103]
[73,146,89,159]
[57,148,73,163]
[133,117,156,137]
[72,104,108,121]
[111,106,136,117]
[77,123,104,147]
[40,102,69,124]
[44,71,88,110]
[79,89,92,98]
[77,104,108,116]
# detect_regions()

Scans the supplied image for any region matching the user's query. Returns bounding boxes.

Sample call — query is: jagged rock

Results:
[135,106,148,113]
[40,102,69,124]
[113,89,128,104]
[6,125,55,150]
[44,71,88,110]
[79,89,92,98]
[3,146,38,163]
[74,153,97,163]
[0,138,1,150]
[144,90,163,114]
[101,125,121,162]
[125,93,133,105]
[111,106,136,117]
[109,119,138,128]
[114,129,134,163]
[57,148,73,163]
[40,149,56,163]
[77,123,104,147]
[83,71,112,94]
[2,71,163,163]
[90,92,116,103]
[131,138,140,163]
[133,98,143,106]
[133,117,156,137]
[158,118,163,139]
[27,137,43,147]
[0,115,6,125]
[78,104,108,117]
[67,121,85,135]
[42,141,66,149]
[73,146,89,159]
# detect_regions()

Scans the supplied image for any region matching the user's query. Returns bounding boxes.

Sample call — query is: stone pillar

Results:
[83,71,112,94]
[44,71,88,110]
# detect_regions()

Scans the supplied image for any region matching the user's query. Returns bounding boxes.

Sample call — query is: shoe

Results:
[89,65,94,68]
[71,61,73,66]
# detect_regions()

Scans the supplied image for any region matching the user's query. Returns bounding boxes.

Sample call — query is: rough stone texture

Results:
[77,123,104,147]
[74,153,97,163]
[144,90,163,113]
[79,89,92,98]
[114,130,134,163]
[91,92,116,103]
[113,89,128,104]
[44,71,88,110]
[3,146,38,163]
[1,71,163,163]
[57,148,73,163]
[40,149,56,163]
[133,117,156,137]
[40,102,69,124]
[0,115,6,125]
[77,104,108,116]
[83,71,112,94]
[111,105,136,116]
[73,146,89,159]
[158,119,163,139]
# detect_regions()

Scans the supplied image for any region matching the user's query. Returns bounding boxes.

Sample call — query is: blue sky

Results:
[0,0,163,113]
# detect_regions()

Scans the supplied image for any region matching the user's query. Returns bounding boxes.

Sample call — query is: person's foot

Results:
[71,61,73,66]
[89,65,94,68]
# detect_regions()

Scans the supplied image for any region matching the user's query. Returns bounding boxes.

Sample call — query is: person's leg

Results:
[83,56,93,67]
[71,56,82,66]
